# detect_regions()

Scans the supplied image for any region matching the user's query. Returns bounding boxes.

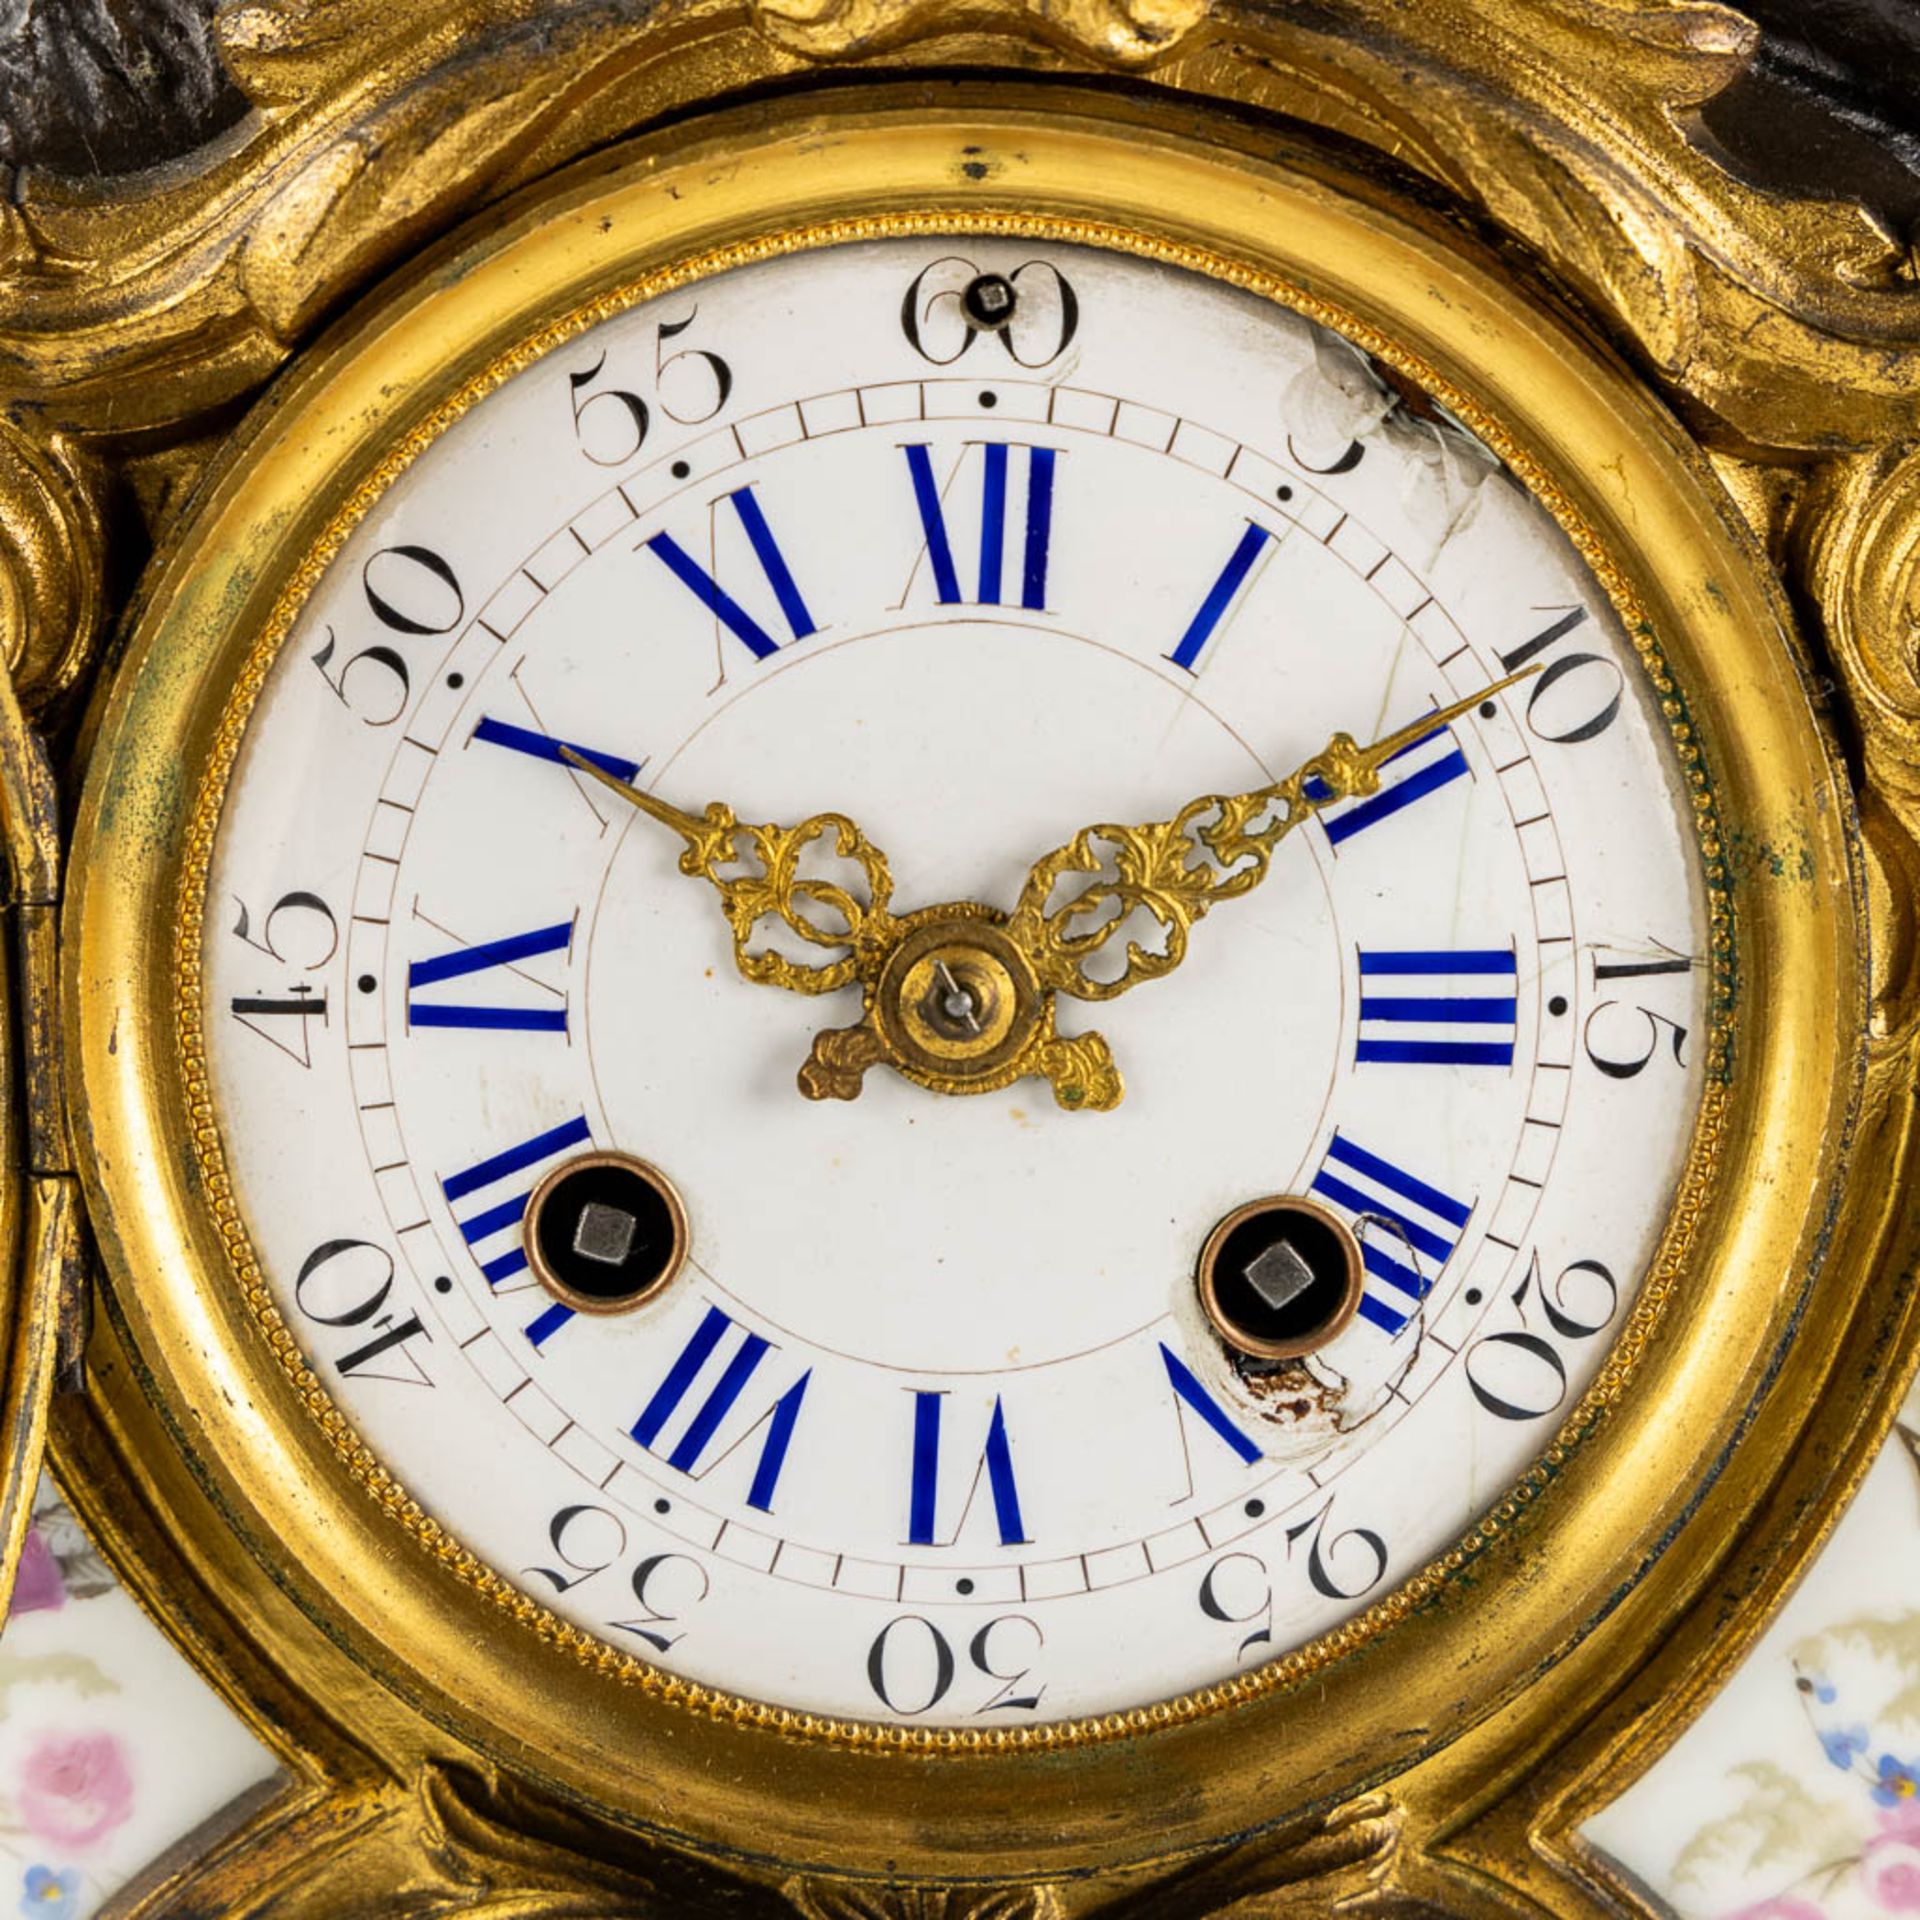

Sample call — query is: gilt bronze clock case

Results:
[0,3,1915,1914]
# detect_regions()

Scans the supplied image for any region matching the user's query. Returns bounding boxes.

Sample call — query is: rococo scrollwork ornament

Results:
[0,2,1917,1916]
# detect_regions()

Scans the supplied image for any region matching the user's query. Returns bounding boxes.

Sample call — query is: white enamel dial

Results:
[202,238,1708,1726]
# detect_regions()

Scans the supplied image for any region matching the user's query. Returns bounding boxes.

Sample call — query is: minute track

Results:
[191,238,1707,1725]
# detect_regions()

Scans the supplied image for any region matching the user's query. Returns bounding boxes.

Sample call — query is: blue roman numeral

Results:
[441,1113,593,1348]
[1166,522,1274,672]
[630,1304,810,1513]
[1310,1132,1473,1336]
[1159,1343,1261,1465]
[1356,948,1518,1066]
[645,487,817,660]
[907,1391,1028,1547]
[903,442,1058,611]
[1318,718,1469,846]
[408,921,573,1033]
[470,716,640,782]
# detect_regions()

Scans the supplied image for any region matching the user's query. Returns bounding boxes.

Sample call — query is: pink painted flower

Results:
[16,1732,132,1852]
[7,1531,64,1618]
[1867,1804,1920,1912]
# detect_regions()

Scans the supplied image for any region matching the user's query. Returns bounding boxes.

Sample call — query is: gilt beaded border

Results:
[173,209,1734,1755]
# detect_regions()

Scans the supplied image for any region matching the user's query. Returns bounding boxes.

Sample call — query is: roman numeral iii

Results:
[1355,948,1518,1066]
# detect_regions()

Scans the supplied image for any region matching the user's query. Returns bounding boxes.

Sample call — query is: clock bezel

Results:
[63,89,1861,1877]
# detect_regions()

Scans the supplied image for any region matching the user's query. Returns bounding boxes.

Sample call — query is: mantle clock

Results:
[0,1,1916,1914]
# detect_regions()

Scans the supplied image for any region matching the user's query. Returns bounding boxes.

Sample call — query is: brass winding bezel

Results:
[1197,1195,1366,1362]
[63,93,1860,1881]
[521,1151,690,1318]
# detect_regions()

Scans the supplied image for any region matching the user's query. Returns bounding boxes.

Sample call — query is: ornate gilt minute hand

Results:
[559,752,899,995]
[1002,671,1540,1005]
[565,670,1534,1113]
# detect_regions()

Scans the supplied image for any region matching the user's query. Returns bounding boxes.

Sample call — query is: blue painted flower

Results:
[19,1865,80,1919]
[1821,1722,1871,1769]
[1876,1754,1920,1806]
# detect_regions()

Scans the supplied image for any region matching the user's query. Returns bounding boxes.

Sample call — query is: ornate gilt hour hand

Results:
[559,752,899,995]
[565,672,1532,1116]
[1002,671,1540,1005]
[563,749,1115,1112]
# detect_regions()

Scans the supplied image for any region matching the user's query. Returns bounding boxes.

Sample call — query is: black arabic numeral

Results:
[362,544,465,636]
[1583,1003,1689,1080]
[865,1613,1046,1716]
[1592,945,1693,983]
[1540,1257,1619,1343]
[614,1552,711,1655]
[528,1504,628,1595]
[294,1237,393,1327]
[1285,1500,1388,1602]
[867,1615,956,1716]
[562,314,730,464]
[1583,940,1693,1079]
[901,256,1079,368]
[654,310,733,424]
[312,627,410,727]
[1465,1330,1569,1422]
[1001,261,1078,368]
[970,1615,1045,1714]
[1468,1252,1618,1423]
[226,982,325,1064]
[233,890,338,968]
[1197,1550,1273,1661]
[229,890,338,1067]
[292,1237,432,1385]
[1496,606,1624,744]
[902,256,983,366]
[1287,432,1365,476]
[567,350,651,466]
[314,545,465,726]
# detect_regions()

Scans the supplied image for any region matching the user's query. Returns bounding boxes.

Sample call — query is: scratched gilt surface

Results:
[0,1478,279,1920]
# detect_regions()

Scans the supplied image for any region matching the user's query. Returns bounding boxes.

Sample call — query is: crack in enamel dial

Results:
[201,237,1709,1728]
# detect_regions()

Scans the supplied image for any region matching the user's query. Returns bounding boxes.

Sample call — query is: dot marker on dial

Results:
[523,1151,689,1315]
[1198,1196,1364,1360]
